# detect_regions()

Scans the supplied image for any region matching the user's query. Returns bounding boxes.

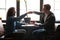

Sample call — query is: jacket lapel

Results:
[44,13,51,22]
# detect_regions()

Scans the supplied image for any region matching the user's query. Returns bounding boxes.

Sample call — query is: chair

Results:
[55,25,60,40]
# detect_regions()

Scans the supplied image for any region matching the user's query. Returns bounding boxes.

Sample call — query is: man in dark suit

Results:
[28,4,55,40]
[29,4,55,33]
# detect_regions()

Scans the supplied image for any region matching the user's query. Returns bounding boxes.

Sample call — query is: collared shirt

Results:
[44,13,47,22]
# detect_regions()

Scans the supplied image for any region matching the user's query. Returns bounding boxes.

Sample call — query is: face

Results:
[42,6,47,13]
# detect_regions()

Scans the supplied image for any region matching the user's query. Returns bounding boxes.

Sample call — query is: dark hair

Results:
[44,4,51,10]
[7,7,15,17]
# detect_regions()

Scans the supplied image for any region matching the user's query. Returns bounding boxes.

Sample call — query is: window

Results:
[43,0,60,21]
[0,0,6,20]
[0,0,5,8]
[0,0,16,20]
[20,0,40,21]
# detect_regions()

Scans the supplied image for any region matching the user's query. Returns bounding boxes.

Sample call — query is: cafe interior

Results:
[0,0,60,40]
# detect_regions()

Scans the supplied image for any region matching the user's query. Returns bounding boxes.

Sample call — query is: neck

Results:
[45,11,50,15]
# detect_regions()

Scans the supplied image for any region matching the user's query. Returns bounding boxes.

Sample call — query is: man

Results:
[29,4,55,33]
[28,4,55,40]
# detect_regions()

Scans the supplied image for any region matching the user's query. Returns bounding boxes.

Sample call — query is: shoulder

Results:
[50,11,55,17]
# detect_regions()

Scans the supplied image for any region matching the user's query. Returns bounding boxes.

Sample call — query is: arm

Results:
[17,13,27,20]
[12,13,27,21]
[28,11,43,15]
[33,11,41,15]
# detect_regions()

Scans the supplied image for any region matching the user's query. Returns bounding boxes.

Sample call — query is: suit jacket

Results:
[34,11,55,33]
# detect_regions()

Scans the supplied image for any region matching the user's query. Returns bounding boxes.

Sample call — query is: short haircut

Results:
[44,4,51,10]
